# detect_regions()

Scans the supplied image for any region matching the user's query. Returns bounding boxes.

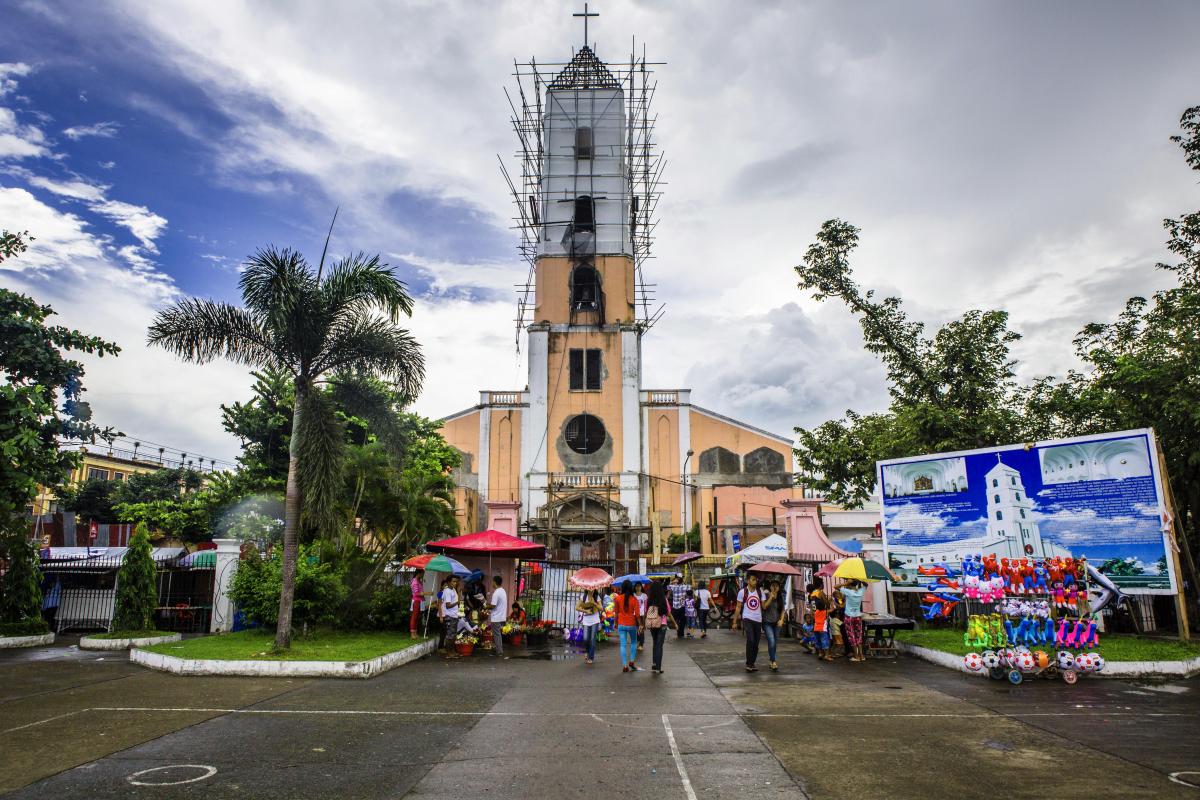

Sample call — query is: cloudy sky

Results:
[1,0,1197,466]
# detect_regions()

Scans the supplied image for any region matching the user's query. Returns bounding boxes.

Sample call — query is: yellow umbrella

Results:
[832,556,894,583]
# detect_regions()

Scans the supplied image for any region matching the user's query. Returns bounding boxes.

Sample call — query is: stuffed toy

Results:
[982,553,999,580]
[1033,563,1049,594]
[1079,618,1099,649]
[1062,557,1078,588]
[963,574,980,600]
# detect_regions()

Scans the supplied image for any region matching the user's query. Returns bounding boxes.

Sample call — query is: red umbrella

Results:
[748,562,805,577]
[569,567,614,590]
[672,551,703,566]
[403,554,436,569]
[816,559,843,578]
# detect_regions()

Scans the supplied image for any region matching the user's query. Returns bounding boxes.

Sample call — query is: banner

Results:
[878,429,1175,594]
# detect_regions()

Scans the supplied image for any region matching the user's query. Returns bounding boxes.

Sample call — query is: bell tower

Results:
[504,17,662,545]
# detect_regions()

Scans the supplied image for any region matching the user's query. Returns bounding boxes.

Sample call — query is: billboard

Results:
[878,429,1176,594]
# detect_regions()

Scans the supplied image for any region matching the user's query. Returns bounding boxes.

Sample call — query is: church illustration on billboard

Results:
[884,455,1071,576]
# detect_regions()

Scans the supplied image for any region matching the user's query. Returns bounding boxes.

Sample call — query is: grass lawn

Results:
[895,627,1200,662]
[140,629,423,661]
[91,630,174,640]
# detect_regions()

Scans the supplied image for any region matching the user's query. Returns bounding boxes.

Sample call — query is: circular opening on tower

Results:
[564,414,606,455]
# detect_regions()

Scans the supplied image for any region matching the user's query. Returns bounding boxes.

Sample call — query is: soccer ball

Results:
[1016,651,1036,672]
[1090,655,1105,673]
[981,650,1001,669]
[1002,648,1017,666]
[963,652,984,672]
[1033,650,1050,669]
[1056,651,1075,670]
[1074,653,1095,672]
[1015,645,1031,655]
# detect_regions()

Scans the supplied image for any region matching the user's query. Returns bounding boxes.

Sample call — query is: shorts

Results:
[844,615,864,647]
[815,631,831,650]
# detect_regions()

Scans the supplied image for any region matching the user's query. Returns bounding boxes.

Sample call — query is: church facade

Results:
[440,40,795,564]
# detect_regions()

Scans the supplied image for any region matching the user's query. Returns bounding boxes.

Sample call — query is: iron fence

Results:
[519,559,615,627]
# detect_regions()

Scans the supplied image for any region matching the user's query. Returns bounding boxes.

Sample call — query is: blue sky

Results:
[2,1,1199,467]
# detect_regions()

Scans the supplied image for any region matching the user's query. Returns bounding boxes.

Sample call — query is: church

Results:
[439,22,797,567]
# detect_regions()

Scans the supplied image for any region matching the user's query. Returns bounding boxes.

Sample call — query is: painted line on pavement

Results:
[662,714,698,800]
[1,710,84,734]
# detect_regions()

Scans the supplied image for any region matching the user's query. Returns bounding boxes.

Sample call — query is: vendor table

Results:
[861,613,914,658]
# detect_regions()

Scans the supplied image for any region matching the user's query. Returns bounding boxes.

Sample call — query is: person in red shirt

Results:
[613,580,643,672]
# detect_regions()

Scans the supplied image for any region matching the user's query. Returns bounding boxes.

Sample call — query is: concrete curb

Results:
[0,632,54,649]
[80,633,182,650]
[896,642,1200,679]
[129,638,436,678]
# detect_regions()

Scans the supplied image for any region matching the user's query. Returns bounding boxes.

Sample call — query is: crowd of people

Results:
[413,567,872,672]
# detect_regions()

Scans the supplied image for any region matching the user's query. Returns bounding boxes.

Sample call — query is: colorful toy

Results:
[981,650,1001,669]
[1090,655,1106,673]
[1056,650,1075,670]
[963,652,984,672]
[964,615,988,648]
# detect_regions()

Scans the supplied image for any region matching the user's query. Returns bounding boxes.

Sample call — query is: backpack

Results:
[645,605,662,629]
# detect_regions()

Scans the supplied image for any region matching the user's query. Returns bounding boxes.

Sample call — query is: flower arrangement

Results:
[455,630,480,645]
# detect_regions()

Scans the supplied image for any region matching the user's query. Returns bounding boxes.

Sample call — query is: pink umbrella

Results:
[569,567,614,590]
[672,551,703,566]
[749,562,805,577]
[816,559,844,578]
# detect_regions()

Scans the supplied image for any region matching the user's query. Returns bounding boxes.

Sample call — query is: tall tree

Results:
[793,220,1026,506]
[111,523,158,633]
[0,230,121,521]
[148,245,424,649]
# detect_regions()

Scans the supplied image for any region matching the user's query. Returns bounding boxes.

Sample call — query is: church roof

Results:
[549,46,621,90]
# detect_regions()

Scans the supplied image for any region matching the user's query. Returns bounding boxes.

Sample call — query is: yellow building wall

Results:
[544,329,625,473]
[647,408,681,534]
[688,411,793,466]
[440,411,480,471]
[534,254,636,324]
[488,408,522,502]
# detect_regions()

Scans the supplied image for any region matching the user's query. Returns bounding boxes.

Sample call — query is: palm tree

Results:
[356,470,457,593]
[148,245,424,649]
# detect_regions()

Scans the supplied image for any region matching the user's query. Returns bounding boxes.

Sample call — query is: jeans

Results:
[743,619,762,666]
[651,626,666,670]
[442,618,458,649]
[763,621,779,663]
[491,622,504,656]
[618,625,638,665]
[672,607,687,639]
[583,623,599,660]
[698,608,708,634]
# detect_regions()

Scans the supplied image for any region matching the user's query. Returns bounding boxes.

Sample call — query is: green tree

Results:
[148,244,424,649]
[667,522,701,554]
[792,220,1026,506]
[229,543,347,632]
[111,523,158,632]
[355,470,456,592]
[0,230,120,521]
[0,520,47,636]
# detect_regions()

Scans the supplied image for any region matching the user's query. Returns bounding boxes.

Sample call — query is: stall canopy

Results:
[724,533,789,569]
[425,529,546,560]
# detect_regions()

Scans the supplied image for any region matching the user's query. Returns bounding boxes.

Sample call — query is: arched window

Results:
[570,264,601,310]
[992,479,998,487]
[1015,492,1021,501]
[575,126,593,159]
[994,495,1000,503]
[1019,509,1026,519]
[573,196,594,232]
[564,414,606,454]
[995,510,1003,521]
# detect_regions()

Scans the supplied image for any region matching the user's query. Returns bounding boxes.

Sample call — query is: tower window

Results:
[994,494,1000,503]
[992,478,998,487]
[564,413,606,454]
[575,126,593,159]
[573,196,594,232]
[569,348,602,391]
[570,264,601,310]
[1020,509,1026,518]
[996,510,1003,521]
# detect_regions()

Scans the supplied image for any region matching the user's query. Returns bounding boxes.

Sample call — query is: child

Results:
[684,589,698,638]
[812,594,832,662]
[800,613,817,653]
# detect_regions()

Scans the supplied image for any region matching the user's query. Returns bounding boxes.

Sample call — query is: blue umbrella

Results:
[611,573,651,586]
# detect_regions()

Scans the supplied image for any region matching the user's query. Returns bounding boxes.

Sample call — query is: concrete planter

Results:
[897,641,1200,679]
[129,637,436,678]
[80,633,182,650]
[0,632,54,649]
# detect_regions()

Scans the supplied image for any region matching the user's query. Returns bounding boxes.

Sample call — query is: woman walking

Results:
[733,574,764,672]
[613,580,643,672]
[761,579,784,672]
[645,579,674,674]
[576,589,604,665]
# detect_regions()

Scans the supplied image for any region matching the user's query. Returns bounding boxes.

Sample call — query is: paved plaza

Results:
[2,631,1198,799]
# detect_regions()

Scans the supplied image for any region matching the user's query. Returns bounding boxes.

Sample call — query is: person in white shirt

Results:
[487,575,508,657]
[439,576,461,655]
[695,583,712,639]
[732,574,764,672]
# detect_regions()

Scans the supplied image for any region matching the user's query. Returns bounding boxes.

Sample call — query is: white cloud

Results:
[0,106,48,159]
[0,63,31,99]
[0,187,249,462]
[90,199,167,252]
[27,174,107,202]
[61,121,120,141]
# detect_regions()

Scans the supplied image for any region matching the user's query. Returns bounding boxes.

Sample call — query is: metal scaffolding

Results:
[498,41,666,351]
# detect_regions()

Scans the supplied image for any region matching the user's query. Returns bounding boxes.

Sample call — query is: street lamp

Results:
[681,449,694,546]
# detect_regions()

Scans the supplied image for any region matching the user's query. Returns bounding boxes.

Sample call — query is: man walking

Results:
[487,575,508,657]
[439,576,461,656]
[669,575,689,639]
[695,580,712,638]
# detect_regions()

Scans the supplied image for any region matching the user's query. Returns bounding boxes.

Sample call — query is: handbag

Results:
[645,605,662,629]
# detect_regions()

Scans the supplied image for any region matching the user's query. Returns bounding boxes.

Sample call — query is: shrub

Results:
[368,582,412,630]
[0,522,48,636]
[229,544,347,633]
[112,523,157,632]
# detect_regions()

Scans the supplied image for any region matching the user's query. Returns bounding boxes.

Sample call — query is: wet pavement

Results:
[1,631,1198,798]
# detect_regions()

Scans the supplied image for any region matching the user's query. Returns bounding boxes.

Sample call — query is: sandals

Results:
[745,665,758,672]
[770,662,779,672]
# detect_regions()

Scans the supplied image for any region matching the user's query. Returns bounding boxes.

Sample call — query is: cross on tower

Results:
[573,2,599,49]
